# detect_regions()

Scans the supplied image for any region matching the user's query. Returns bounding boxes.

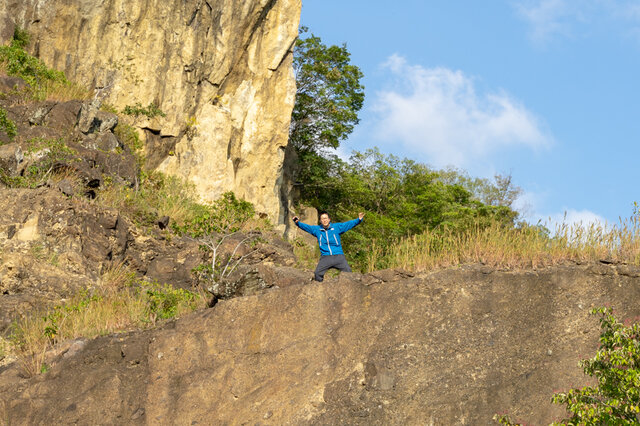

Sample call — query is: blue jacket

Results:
[296,218,362,256]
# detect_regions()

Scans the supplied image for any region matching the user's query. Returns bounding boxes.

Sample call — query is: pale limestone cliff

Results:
[0,0,300,227]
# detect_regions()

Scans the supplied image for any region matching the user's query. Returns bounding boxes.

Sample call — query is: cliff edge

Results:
[2,263,639,424]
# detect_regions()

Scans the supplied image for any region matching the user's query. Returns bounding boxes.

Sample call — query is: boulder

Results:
[0,75,28,93]
[77,100,118,134]
[0,143,23,176]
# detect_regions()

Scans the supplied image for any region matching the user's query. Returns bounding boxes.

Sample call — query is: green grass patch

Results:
[122,102,166,119]
[0,27,90,101]
[0,106,17,140]
[96,170,210,230]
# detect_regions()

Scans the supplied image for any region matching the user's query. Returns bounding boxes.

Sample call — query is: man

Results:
[293,210,365,282]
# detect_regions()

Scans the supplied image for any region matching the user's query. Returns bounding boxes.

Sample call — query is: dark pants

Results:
[314,254,352,282]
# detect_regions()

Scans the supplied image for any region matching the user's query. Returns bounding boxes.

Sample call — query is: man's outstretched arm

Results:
[292,216,317,235]
[336,212,365,233]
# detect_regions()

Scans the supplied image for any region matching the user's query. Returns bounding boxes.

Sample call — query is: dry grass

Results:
[40,78,92,102]
[291,237,320,270]
[366,215,640,273]
[8,263,207,377]
[95,172,208,229]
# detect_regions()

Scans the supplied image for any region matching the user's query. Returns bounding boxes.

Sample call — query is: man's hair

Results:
[318,210,329,218]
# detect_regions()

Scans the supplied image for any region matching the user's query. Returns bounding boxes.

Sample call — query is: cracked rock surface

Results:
[2,263,640,424]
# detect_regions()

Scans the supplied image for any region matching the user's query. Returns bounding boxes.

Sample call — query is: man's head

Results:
[319,210,331,229]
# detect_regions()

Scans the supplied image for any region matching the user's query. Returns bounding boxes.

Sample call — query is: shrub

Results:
[144,282,198,322]
[175,192,259,297]
[122,102,166,119]
[495,307,640,425]
[0,28,90,101]
[0,106,17,140]
[11,27,30,49]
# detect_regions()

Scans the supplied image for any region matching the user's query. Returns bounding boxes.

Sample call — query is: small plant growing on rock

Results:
[184,115,198,139]
[174,191,259,299]
[143,282,199,324]
[495,307,640,425]
[122,102,166,119]
[2,137,78,188]
[0,106,17,140]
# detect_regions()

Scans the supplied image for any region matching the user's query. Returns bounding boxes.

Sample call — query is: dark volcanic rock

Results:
[77,99,118,134]
[1,264,640,425]
[0,75,27,93]
[0,143,23,176]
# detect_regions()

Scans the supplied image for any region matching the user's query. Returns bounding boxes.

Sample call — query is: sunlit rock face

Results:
[0,0,301,226]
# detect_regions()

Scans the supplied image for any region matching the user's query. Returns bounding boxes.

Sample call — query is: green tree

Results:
[437,167,522,209]
[290,27,365,155]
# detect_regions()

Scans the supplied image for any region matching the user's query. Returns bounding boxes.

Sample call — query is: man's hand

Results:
[292,216,299,223]
[358,212,365,220]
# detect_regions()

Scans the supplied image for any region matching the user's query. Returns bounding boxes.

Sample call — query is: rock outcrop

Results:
[0,82,302,331]
[2,263,640,424]
[0,0,301,227]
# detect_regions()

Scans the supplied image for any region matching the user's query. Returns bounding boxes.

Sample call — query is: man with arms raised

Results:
[293,210,365,282]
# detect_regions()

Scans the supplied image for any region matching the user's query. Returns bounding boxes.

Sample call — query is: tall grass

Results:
[9,263,207,377]
[365,214,640,273]
[96,171,209,229]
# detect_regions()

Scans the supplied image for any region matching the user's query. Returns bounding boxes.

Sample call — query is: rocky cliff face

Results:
[2,263,640,424]
[0,0,301,227]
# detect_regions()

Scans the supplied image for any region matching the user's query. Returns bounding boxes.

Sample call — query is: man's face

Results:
[320,213,330,228]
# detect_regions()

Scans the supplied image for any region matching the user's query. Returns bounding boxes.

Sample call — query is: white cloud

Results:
[513,191,609,233]
[515,0,640,44]
[371,55,550,169]
[545,209,608,232]
[515,0,575,43]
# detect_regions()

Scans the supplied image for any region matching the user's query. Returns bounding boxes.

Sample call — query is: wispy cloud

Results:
[515,190,608,230]
[515,0,575,43]
[371,55,550,169]
[515,0,640,44]
[545,209,608,231]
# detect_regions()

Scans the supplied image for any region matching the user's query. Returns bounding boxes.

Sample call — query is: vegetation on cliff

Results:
[0,29,268,375]
[0,28,89,101]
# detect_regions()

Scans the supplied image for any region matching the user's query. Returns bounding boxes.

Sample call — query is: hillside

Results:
[1,4,640,425]
[1,68,639,424]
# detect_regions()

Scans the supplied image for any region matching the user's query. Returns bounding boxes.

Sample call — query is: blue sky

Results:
[299,0,640,227]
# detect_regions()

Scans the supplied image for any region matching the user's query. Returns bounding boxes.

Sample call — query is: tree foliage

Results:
[290,27,522,271]
[298,148,519,270]
[290,26,364,154]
